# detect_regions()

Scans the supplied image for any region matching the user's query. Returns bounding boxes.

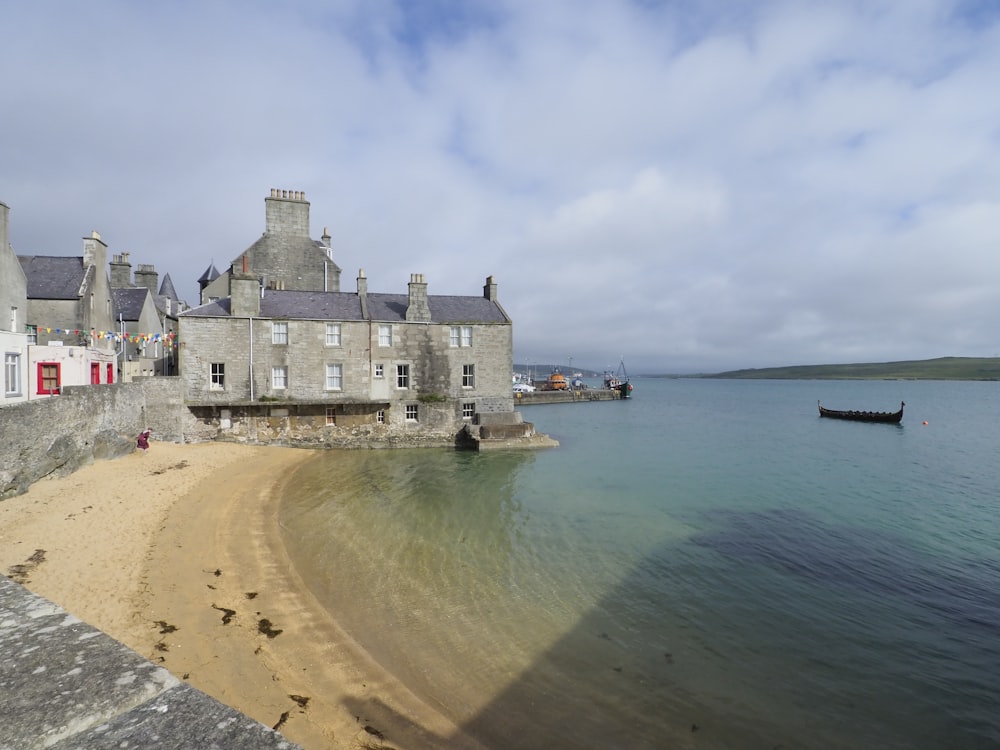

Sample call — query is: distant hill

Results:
[695,357,1000,380]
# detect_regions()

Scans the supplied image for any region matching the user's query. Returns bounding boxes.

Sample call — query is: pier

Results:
[514,388,626,404]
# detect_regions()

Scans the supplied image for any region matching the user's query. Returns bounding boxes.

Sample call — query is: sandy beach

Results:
[0,441,481,750]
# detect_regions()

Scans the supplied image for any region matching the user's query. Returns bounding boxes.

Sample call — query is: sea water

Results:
[278,379,1000,749]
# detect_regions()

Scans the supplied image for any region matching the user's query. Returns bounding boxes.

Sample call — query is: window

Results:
[405,404,418,422]
[211,363,225,390]
[9,307,16,332]
[462,402,475,419]
[450,326,473,347]
[26,325,37,345]
[396,364,409,389]
[326,407,337,426]
[376,409,385,424]
[462,364,475,388]
[37,362,60,395]
[272,366,288,389]
[5,353,21,396]
[325,323,341,346]
[272,321,289,345]
[373,363,384,379]
[378,324,392,347]
[326,363,343,390]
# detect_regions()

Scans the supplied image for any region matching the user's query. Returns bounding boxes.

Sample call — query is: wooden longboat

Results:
[817,400,904,423]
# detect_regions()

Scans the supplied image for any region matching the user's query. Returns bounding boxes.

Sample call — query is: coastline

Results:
[0,441,481,749]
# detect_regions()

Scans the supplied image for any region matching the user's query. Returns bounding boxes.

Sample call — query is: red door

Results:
[91,363,101,384]
[106,362,114,384]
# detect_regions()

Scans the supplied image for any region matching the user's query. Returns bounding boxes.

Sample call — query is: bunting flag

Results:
[29,326,178,348]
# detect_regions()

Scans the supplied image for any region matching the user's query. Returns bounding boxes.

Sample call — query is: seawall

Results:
[0,575,301,749]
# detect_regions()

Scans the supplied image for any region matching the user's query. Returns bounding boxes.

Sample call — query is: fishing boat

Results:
[817,400,904,423]
[603,359,633,399]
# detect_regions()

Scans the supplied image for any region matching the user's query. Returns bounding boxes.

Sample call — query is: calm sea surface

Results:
[279,379,1000,749]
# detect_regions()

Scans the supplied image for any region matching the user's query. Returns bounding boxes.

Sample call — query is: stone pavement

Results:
[0,575,302,749]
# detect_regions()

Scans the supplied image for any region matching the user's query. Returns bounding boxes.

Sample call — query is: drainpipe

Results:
[248,316,254,401]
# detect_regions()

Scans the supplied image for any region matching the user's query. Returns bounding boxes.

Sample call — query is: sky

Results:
[4,0,1000,374]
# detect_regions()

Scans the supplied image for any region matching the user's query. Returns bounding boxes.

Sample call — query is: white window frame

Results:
[405,404,418,422]
[462,402,475,419]
[326,363,343,390]
[326,406,337,425]
[450,325,473,347]
[376,409,385,424]
[272,321,289,345]
[462,364,475,388]
[26,325,37,345]
[325,323,341,346]
[210,362,225,390]
[272,366,288,389]
[5,353,21,396]
[373,363,384,379]
[396,364,409,389]
[378,324,392,347]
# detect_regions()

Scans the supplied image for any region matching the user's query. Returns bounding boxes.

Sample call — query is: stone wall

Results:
[0,377,188,498]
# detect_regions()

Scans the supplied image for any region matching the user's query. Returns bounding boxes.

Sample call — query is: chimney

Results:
[134,263,159,294]
[356,268,369,319]
[82,230,107,271]
[109,252,133,287]
[230,255,261,317]
[483,275,498,302]
[264,188,310,236]
[406,273,431,322]
[0,201,9,255]
[322,226,332,247]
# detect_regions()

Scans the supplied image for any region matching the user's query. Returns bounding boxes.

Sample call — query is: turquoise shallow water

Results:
[279,379,1000,749]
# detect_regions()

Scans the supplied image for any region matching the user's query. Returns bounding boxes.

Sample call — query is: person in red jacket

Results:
[137,428,151,453]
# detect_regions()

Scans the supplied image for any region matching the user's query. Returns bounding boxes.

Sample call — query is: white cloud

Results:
[3,0,1000,372]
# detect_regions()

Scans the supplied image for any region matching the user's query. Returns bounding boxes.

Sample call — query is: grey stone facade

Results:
[180,269,516,446]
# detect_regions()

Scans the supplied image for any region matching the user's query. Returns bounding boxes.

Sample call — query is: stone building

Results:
[179,189,535,448]
[180,265,519,446]
[18,231,116,350]
[17,229,117,395]
[109,252,185,376]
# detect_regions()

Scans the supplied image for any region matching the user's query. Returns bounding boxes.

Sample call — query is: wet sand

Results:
[0,441,482,749]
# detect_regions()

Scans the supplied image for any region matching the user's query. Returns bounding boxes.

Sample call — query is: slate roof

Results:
[367,293,509,323]
[181,289,509,324]
[112,287,150,322]
[197,263,220,285]
[18,255,85,300]
[158,273,179,301]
